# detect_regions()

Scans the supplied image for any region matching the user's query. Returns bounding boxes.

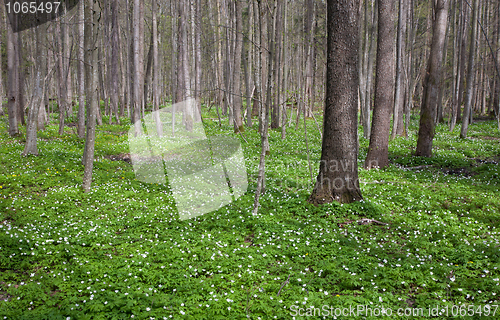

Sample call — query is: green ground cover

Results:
[0,107,499,319]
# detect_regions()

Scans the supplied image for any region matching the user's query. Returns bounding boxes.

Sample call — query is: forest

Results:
[0,0,500,318]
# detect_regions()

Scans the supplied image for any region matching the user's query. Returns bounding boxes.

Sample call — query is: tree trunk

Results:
[7,16,19,136]
[132,0,145,135]
[82,0,99,193]
[365,0,396,170]
[110,0,120,124]
[363,0,378,140]
[0,4,5,103]
[232,0,244,132]
[309,0,363,205]
[152,0,162,136]
[253,0,275,216]
[392,0,406,139]
[77,0,86,138]
[415,0,450,157]
[23,25,45,156]
[460,0,479,139]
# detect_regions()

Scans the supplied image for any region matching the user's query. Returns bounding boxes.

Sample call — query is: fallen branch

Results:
[277,274,291,296]
[357,219,389,226]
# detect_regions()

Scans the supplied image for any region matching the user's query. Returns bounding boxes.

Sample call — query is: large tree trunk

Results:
[415,0,450,157]
[309,0,363,205]
[460,0,479,138]
[7,16,19,137]
[23,25,45,156]
[82,0,99,193]
[77,0,86,138]
[365,0,396,170]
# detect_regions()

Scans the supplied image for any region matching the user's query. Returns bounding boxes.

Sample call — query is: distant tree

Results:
[415,0,450,157]
[365,0,396,169]
[309,0,363,205]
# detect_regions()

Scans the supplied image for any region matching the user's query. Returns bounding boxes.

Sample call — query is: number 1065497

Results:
[5,1,61,14]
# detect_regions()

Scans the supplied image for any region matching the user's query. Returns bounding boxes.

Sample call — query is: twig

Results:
[357,219,389,226]
[277,274,291,296]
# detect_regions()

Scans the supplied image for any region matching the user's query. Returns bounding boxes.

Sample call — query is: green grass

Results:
[0,107,499,319]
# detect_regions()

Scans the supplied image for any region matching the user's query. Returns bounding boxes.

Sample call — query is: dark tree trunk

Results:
[415,0,450,157]
[365,0,396,170]
[309,0,363,205]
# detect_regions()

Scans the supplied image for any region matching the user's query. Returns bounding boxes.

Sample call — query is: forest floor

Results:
[0,106,500,319]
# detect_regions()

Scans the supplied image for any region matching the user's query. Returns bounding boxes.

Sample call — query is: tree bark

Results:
[82,0,99,192]
[23,25,45,156]
[460,0,479,138]
[365,0,396,169]
[132,0,145,136]
[110,0,120,124]
[77,0,86,138]
[7,16,19,136]
[392,0,406,139]
[415,0,450,157]
[232,0,244,132]
[309,0,363,205]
